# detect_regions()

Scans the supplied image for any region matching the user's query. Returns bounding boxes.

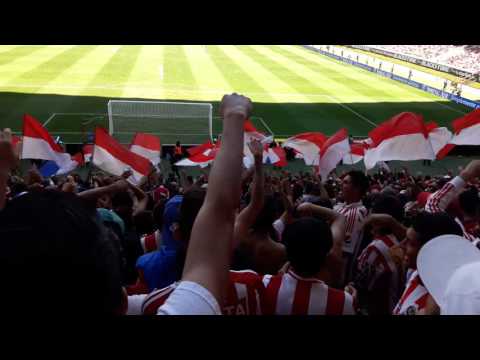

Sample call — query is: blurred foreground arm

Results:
[179,93,252,307]
[0,129,19,211]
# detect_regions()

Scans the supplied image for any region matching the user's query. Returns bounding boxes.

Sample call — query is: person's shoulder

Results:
[141,283,177,315]
[229,270,264,286]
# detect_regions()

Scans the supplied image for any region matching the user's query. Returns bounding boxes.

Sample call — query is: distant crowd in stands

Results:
[1,92,480,315]
[373,45,480,74]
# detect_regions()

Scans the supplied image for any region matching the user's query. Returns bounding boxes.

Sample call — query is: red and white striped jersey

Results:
[262,269,355,315]
[424,176,463,214]
[424,176,479,242]
[140,230,162,254]
[393,270,429,315]
[356,234,402,312]
[141,270,265,315]
[334,201,368,255]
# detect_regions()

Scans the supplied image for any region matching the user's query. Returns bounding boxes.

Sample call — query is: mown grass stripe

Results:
[239,46,374,135]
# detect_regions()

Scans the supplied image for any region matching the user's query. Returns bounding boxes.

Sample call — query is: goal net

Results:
[108,100,213,145]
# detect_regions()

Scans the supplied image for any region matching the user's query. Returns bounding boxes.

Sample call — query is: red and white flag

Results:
[243,120,273,167]
[176,140,218,168]
[244,119,273,145]
[93,127,152,184]
[450,109,480,146]
[426,122,455,160]
[130,133,161,165]
[83,144,94,163]
[281,132,328,166]
[317,128,350,181]
[187,140,215,156]
[342,141,366,165]
[363,112,435,170]
[263,146,288,167]
[53,152,85,176]
[21,114,79,174]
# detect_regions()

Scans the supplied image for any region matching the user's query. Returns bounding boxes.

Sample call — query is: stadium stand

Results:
[371,45,480,74]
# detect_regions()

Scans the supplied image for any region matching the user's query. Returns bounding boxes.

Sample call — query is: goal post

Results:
[107,100,213,145]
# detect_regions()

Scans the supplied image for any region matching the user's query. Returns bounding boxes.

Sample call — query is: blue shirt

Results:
[136,195,183,291]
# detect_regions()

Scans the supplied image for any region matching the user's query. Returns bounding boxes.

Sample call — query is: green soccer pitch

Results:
[0,45,472,144]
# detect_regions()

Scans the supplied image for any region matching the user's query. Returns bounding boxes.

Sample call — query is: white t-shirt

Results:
[157,281,222,315]
[126,294,147,315]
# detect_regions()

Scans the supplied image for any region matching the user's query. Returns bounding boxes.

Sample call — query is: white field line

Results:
[53,112,106,116]
[43,113,57,127]
[257,117,275,136]
[431,101,467,115]
[325,94,377,128]
[1,83,335,99]
[5,82,465,109]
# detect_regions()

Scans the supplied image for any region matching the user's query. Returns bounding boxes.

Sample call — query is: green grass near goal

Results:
[0,45,473,145]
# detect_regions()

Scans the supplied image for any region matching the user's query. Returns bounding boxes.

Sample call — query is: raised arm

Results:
[234,139,265,242]
[0,129,18,211]
[425,160,480,213]
[78,179,129,203]
[121,171,149,216]
[181,93,252,304]
[363,213,407,241]
[312,168,330,200]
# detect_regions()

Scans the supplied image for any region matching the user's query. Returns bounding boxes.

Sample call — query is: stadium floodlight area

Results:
[108,100,213,145]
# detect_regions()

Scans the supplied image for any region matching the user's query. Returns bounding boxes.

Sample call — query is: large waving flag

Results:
[281,132,328,166]
[342,141,366,165]
[363,112,435,170]
[176,140,218,168]
[130,133,161,165]
[317,128,350,181]
[93,127,152,184]
[450,109,480,146]
[21,114,79,174]
[426,122,455,160]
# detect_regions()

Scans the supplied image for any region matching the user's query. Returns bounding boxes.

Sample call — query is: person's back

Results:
[355,194,404,315]
[262,268,354,315]
[261,217,355,315]
[236,231,286,275]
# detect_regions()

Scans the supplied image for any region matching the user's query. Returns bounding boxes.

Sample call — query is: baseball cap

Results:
[417,235,480,315]
[160,195,183,251]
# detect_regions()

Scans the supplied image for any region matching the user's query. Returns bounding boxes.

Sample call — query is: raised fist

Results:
[219,93,252,120]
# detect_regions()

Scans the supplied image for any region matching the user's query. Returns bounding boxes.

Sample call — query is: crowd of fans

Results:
[1,93,480,315]
[372,45,480,74]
